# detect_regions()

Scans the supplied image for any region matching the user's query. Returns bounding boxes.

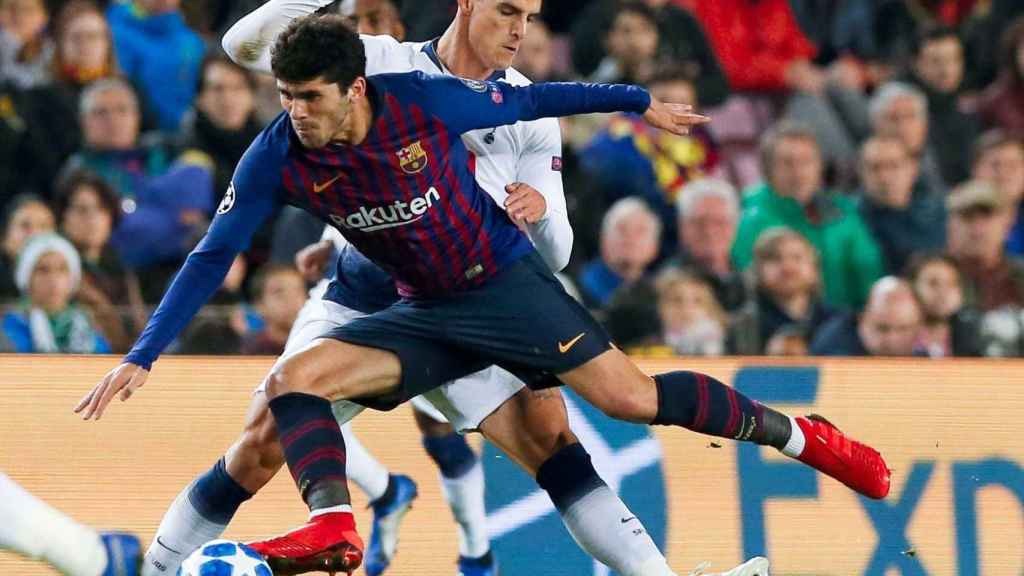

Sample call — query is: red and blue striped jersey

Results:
[124,71,650,368]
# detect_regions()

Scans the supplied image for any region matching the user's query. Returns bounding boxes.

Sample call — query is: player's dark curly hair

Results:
[271,14,366,89]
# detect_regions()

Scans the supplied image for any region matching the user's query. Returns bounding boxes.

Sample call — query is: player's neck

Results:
[436,21,494,80]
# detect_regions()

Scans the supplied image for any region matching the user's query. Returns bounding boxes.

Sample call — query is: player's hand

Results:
[642,98,710,136]
[74,362,149,421]
[504,182,547,226]
[295,239,334,282]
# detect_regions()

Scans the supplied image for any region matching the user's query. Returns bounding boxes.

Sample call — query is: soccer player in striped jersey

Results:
[76,12,886,576]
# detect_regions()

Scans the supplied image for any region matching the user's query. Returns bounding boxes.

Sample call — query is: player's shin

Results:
[143,458,253,576]
[536,443,673,576]
[423,433,490,560]
[650,372,794,450]
[270,392,352,512]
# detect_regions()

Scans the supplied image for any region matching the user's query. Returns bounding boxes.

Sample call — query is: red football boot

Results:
[794,414,891,499]
[248,512,365,575]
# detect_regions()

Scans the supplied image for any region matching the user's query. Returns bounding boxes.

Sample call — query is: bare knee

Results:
[265,357,319,399]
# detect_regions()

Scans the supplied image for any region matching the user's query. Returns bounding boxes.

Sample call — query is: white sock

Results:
[0,473,108,576]
[309,504,353,518]
[781,416,806,458]
[342,422,390,502]
[558,484,672,576]
[440,460,490,558]
[142,482,230,576]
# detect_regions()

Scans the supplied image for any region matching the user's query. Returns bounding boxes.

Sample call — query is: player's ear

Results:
[347,77,367,101]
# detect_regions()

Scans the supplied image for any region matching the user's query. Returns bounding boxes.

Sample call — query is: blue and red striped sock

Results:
[651,371,791,450]
[269,392,351,511]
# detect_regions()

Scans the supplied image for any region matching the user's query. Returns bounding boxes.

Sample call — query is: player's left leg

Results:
[0,473,141,576]
[556,348,890,500]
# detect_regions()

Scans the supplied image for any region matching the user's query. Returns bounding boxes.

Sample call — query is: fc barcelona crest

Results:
[397,141,428,174]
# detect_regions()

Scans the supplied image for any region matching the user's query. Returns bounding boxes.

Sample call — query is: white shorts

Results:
[276,297,525,433]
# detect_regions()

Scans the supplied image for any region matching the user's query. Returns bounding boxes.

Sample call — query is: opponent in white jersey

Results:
[141,2,766,576]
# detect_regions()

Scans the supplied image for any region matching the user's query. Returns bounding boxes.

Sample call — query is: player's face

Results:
[466,0,542,71]
[511,19,551,81]
[346,0,405,40]
[61,184,113,255]
[29,251,74,313]
[278,77,354,149]
[3,201,55,258]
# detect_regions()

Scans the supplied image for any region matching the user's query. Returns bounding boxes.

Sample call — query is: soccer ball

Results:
[177,539,273,576]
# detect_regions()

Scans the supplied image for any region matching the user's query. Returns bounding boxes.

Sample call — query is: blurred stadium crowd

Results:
[3,0,1024,358]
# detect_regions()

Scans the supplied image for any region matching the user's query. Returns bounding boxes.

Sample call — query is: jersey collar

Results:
[421,39,506,82]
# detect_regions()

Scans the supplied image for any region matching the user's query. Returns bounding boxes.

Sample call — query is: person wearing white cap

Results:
[1,232,110,353]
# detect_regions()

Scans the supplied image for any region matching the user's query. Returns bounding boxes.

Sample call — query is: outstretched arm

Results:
[222,0,333,73]
[74,140,283,420]
[417,74,710,136]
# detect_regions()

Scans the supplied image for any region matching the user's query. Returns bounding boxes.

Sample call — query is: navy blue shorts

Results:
[323,251,612,410]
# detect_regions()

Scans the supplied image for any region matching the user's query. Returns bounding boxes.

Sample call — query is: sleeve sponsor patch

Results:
[551,156,563,172]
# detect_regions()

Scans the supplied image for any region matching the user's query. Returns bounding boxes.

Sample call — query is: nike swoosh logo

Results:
[558,332,586,354]
[313,174,343,193]
[156,536,182,555]
[620,516,637,523]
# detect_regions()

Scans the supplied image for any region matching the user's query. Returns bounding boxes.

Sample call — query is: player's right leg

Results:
[0,473,142,576]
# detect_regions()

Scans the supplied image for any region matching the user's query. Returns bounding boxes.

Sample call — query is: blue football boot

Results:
[364,474,419,576]
[99,532,142,576]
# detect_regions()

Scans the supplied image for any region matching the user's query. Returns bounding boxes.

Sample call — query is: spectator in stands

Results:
[27,0,119,182]
[902,25,979,186]
[240,264,307,355]
[2,233,109,353]
[654,267,726,356]
[0,195,55,301]
[856,135,946,274]
[946,179,1024,312]
[578,197,660,309]
[63,77,214,281]
[869,82,946,197]
[0,80,51,200]
[178,54,262,197]
[571,0,729,107]
[589,2,660,85]
[906,253,982,357]
[106,0,204,131]
[580,65,719,256]
[972,130,1024,255]
[512,17,554,82]
[733,121,884,308]
[53,170,145,349]
[810,276,923,356]
[975,17,1024,138]
[730,226,839,355]
[0,0,53,89]
[668,178,745,312]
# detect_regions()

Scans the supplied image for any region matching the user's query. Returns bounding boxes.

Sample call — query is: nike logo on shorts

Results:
[558,332,586,354]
